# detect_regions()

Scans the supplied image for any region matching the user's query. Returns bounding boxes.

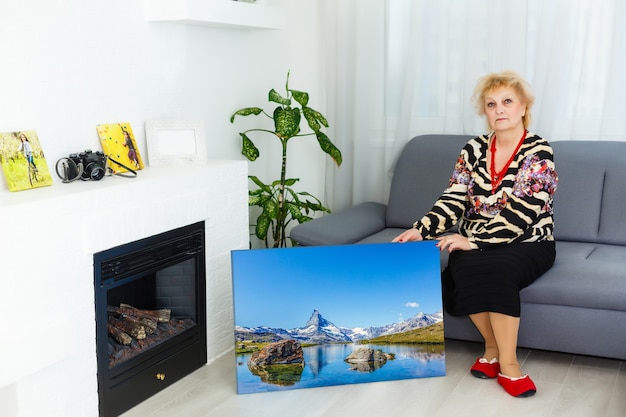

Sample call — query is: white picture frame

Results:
[145,119,207,166]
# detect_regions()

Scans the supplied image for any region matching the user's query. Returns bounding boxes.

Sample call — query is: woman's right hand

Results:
[392,228,423,243]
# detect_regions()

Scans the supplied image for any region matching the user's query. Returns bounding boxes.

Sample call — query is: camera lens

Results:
[86,163,106,181]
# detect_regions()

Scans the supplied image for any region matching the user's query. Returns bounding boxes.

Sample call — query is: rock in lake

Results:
[344,347,395,364]
[247,340,305,386]
[248,339,305,367]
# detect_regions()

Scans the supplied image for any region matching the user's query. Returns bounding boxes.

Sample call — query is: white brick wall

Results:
[0,161,248,416]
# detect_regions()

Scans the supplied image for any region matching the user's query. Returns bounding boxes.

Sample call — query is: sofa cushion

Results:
[552,140,626,245]
[385,135,472,228]
[520,241,626,312]
[355,228,407,244]
[551,160,603,242]
[598,171,626,245]
[289,202,387,246]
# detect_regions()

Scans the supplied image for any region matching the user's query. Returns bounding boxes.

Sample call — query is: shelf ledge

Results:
[143,0,286,30]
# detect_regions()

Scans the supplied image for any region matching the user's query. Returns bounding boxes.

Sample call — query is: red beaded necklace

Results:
[489,130,527,194]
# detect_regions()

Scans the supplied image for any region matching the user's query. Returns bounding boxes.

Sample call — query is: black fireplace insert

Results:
[94,221,207,417]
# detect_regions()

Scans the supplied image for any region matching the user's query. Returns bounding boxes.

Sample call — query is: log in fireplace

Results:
[94,221,207,417]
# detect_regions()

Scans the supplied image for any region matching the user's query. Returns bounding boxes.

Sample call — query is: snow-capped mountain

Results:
[234,325,292,343]
[236,309,443,345]
[288,309,352,343]
[341,311,443,341]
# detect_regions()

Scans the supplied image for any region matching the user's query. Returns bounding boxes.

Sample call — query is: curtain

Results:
[529,0,626,141]
[320,0,389,211]
[321,0,626,212]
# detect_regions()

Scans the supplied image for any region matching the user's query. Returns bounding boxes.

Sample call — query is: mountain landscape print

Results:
[231,241,445,394]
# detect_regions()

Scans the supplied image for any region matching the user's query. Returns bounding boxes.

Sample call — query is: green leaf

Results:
[314,109,329,128]
[230,107,263,123]
[296,190,319,198]
[268,89,291,106]
[297,215,314,224]
[248,194,265,207]
[296,197,326,213]
[248,175,272,193]
[274,107,301,138]
[316,131,343,166]
[263,198,279,218]
[240,133,260,161]
[248,175,266,188]
[248,188,266,196]
[286,202,309,222]
[286,186,302,200]
[271,178,299,187]
[302,107,320,131]
[303,106,329,130]
[303,201,331,213]
[255,212,271,239]
[290,89,309,107]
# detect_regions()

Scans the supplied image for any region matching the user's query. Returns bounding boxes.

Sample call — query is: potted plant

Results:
[230,72,342,248]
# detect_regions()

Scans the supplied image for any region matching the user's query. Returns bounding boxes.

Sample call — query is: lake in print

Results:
[236,343,445,394]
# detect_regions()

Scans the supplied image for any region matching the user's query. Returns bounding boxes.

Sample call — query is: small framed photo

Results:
[145,119,207,166]
[0,130,54,192]
[97,122,145,173]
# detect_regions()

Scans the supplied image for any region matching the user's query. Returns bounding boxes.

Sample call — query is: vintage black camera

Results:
[69,150,107,181]
[56,149,108,182]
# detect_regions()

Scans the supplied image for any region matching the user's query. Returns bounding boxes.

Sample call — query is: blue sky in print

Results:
[231,241,442,329]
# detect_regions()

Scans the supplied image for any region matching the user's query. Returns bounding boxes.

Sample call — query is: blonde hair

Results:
[472,71,535,129]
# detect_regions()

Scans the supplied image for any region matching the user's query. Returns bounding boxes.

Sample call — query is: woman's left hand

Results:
[435,233,471,252]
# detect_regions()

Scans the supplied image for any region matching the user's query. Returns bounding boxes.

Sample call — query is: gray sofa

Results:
[290,134,626,360]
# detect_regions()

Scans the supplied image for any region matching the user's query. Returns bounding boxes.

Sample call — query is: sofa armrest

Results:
[290,202,387,246]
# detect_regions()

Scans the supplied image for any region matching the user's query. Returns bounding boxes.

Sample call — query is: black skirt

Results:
[441,241,556,317]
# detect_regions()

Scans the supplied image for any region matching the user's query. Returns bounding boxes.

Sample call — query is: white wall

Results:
[0,1,324,416]
[0,0,326,199]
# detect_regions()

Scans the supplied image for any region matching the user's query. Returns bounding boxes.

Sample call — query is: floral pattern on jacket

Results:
[513,154,558,213]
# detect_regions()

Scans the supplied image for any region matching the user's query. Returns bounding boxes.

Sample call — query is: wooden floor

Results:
[121,339,625,417]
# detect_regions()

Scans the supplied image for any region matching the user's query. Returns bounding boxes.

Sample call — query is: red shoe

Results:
[497,373,537,397]
[470,357,500,379]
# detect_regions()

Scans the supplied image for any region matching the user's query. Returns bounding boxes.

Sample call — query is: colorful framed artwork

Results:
[96,122,144,173]
[231,241,445,394]
[0,130,54,192]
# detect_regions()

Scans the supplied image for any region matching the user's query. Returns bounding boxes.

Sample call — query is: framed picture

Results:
[96,122,145,174]
[145,119,207,166]
[0,130,54,192]
[231,241,445,394]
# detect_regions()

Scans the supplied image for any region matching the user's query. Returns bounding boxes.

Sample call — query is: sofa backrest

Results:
[386,134,472,228]
[551,140,626,245]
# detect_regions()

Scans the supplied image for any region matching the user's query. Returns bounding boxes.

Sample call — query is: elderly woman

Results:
[393,71,558,397]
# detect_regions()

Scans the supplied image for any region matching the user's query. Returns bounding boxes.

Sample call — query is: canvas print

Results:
[0,130,54,191]
[96,122,144,173]
[231,241,445,394]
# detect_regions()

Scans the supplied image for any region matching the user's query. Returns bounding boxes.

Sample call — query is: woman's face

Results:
[484,86,526,133]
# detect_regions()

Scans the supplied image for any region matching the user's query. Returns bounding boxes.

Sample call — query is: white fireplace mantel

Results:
[0,161,248,416]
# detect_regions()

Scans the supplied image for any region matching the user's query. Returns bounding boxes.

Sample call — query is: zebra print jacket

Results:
[413,132,558,250]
